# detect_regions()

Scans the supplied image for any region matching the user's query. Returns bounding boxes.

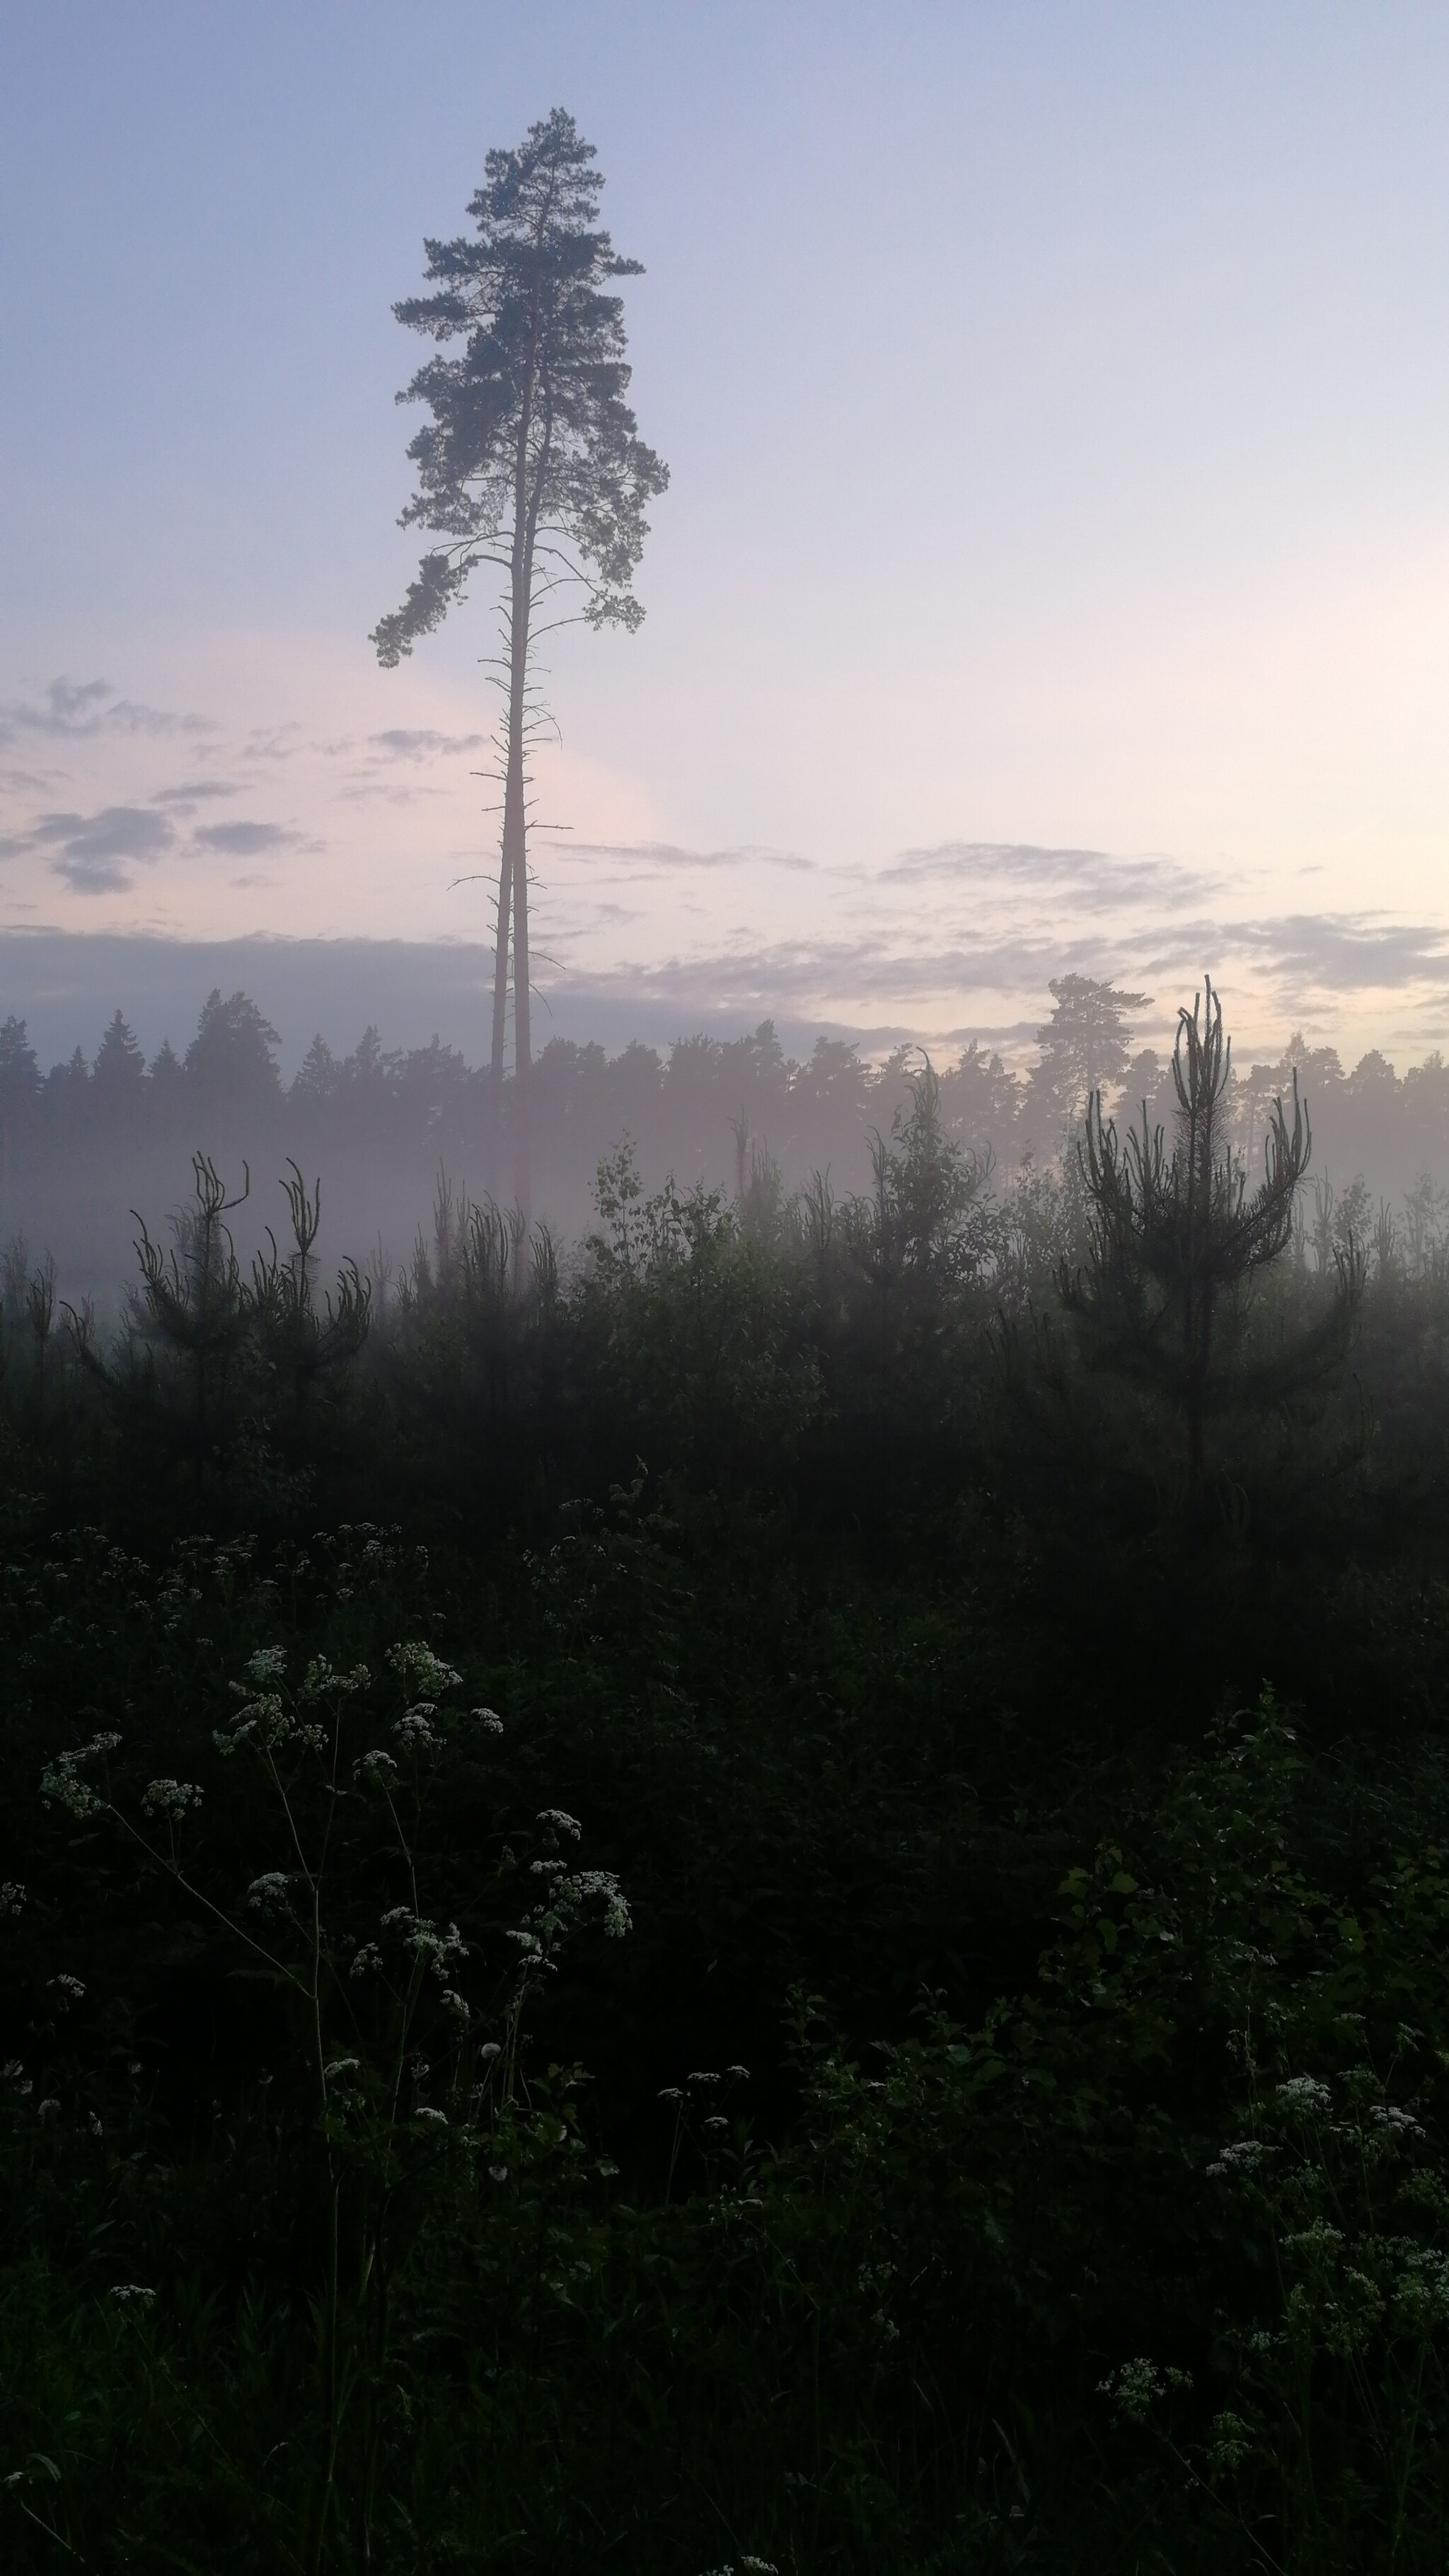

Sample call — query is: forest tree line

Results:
[4,972,1449,1303]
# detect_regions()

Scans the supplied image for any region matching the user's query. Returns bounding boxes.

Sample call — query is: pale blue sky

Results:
[3,2,1449,1063]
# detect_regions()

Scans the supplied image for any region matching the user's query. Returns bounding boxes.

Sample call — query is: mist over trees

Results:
[4,972,1449,1307]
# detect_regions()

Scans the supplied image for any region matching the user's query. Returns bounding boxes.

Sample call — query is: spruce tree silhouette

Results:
[1063,978,1356,1486]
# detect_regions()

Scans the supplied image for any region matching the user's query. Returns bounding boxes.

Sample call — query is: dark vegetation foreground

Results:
[8,1020,1449,2570]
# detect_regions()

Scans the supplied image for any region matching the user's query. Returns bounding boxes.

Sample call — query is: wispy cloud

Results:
[151,778,240,809]
[881,838,1223,911]
[24,805,176,895]
[543,837,816,875]
[0,792,308,889]
[0,677,217,748]
[193,819,304,857]
[240,722,304,763]
[366,727,487,761]
[1232,913,1449,993]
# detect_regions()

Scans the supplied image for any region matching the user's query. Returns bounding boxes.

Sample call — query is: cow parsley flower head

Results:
[1208,2139,1278,2176]
[246,1646,287,1685]
[1099,2357,1167,2424]
[1277,2077,1332,2113]
[142,1779,203,1821]
[401,1917,468,1979]
[247,1872,291,1912]
[225,1694,290,1752]
[110,2283,156,2305]
[302,1655,370,1698]
[349,1943,383,1979]
[536,1808,582,1841]
[470,1706,504,1734]
[0,1881,24,1918]
[354,1747,398,1781]
[48,1974,86,2005]
[395,1706,439,1750]
[386,1643,462,1696]
[1373,2103,1424,2136]
[40,1732,122,1818]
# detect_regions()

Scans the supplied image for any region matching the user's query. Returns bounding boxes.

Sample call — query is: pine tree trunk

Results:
[489,833,511,1174]
[497,348,543,1230]
[504,558,532,1227]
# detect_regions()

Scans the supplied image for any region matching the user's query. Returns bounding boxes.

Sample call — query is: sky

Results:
[3,1,1449,1073]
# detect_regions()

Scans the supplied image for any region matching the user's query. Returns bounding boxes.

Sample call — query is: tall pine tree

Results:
[374,108,668,1210]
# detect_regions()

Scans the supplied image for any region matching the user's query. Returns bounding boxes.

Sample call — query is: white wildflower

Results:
[245,1646,287,1684]
[0,1881,23,1917]
[110,2283,156,2304]
[48,1974,86,2005]
[1372,2104,1424,2136]
[349,1943,383,1978]
[1209,2410,1253,2473]
[354,1748,398,1780]
[415,2106,448,2126]
[1099,2357,1166,2424]
[386,1642,462,1695]
[1207,2139,1278,2176]
[1286,2219,1344,2256]
[303,1656,369,1697]
[440,1988,469,2023]
[246,1873,291,1912]
[1276,2076,1331,2113]
[40,1731,121,1818]
[394,1707,439,1750]
[37,2098,60,2122]
[142,1779,203,1821]
[470,1706,504,1734]
[574,1870,630,1937]
[226,1694,290,1751]
[536,1808,582,1841]
[415,1921,468,1977]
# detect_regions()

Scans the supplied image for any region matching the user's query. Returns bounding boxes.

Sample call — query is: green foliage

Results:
[17,998,1449,2563]
[9,1514,1449,2566]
